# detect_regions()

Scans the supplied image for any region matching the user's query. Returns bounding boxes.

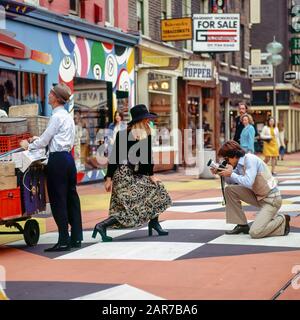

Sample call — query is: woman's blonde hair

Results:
[129,120,151,140]
[241,113,254,124]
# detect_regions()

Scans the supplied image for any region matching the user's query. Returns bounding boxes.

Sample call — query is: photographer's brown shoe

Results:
[225,224,250,235]
[284,215,291,236]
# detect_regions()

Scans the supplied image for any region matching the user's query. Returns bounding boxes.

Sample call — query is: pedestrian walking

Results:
[92,104,172,242]
[278,122,286,161]
[213,140,290,239]
[20,83,83,252]
[260,117,280,175]
[240,114,255,154]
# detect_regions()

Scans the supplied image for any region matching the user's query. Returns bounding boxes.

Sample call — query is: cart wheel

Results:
[23,219,40,247]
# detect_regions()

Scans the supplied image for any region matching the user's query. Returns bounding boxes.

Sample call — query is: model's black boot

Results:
[148,216,169,236]
[92,216,118,242]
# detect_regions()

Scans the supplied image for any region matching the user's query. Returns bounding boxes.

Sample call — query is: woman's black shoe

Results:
[92,216,118,242]
[148,217,169,236]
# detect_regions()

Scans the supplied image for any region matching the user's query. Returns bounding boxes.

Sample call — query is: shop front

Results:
[219,73,252,141]
[0,3,138,183]
[178,59,217,166]
[136,40,191,171]
[251,84,300,153]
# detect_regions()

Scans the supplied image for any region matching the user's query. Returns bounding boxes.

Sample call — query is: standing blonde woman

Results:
[240,114,255,154]
[260,117,280,175]
[92,104,172,242]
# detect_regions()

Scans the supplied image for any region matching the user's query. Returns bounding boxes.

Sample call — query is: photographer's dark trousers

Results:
[47,151,83,245]
[225,185,285,238]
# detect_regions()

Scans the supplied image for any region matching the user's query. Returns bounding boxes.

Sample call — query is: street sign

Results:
[292,54,300,65]
[291,37,300,49]
[248,64,273,79]
[284,71,298,82]
[161,18,192,42]
[193,14,240,52]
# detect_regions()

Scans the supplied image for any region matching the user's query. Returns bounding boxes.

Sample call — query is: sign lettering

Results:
[193,14,240,52]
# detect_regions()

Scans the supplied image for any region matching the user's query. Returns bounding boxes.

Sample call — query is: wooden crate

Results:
[8,103,39,117]
[26,116,49,136]
[0,118,28,135]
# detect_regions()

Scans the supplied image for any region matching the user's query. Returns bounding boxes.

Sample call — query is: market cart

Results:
[0,146,47,247]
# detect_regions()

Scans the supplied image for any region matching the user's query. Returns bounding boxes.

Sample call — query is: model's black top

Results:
[105,129,154,179]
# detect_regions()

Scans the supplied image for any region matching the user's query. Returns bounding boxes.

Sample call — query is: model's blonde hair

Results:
[129,120,151,140]
[241,113,254,125]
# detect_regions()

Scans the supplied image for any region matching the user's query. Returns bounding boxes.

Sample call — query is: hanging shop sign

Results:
[291,5,300,33]
[183,60,213,81]
[192,14,240,52]
[248,64,273,79]
[161,17,192,41]
[291,37,300,49]
[220,73,251,100]
[292,54,300,65]
[284,71,298,82]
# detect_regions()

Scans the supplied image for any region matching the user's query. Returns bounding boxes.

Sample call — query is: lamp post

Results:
[266,37,283,121]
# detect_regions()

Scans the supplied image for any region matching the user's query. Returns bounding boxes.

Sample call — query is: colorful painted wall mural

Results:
[0,15,136,182]
[57,32,135,112]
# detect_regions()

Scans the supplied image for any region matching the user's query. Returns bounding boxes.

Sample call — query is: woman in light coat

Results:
[240,114,255,153]
[260,117,280,175]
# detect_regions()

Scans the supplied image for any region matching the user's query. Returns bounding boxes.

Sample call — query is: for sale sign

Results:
[193,14,240,52]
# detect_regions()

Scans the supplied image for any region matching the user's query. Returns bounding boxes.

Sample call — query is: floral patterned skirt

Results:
[109,165,172,228]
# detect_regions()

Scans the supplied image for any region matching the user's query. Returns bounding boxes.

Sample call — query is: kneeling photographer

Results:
[211,140,290,239]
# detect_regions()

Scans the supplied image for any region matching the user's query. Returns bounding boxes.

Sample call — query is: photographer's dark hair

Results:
[218,140,245,159]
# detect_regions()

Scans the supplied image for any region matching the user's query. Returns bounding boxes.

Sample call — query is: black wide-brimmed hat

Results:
[128,104,157,126]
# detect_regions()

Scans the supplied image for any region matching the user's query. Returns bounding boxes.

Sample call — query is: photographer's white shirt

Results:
[225,154,278,191]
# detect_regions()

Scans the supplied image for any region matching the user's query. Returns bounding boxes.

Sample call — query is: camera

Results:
[207,159,227,172]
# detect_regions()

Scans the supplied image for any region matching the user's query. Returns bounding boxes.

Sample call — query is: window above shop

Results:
[252,90,290,106]
[105,0,114,26]
[137,0,145,34]
[69,0,80,15]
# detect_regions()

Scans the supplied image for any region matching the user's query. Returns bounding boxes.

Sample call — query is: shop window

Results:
[73,78,112,172]
[202,97,214,149]
[148,73,173,146]
[187,97,201,154]
[116,90,129,122]
[0,69,45,115]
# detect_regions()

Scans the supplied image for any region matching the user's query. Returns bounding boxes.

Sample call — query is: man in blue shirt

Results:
[213,140,290,238]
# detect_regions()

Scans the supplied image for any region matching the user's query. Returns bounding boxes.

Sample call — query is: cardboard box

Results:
[0,162,15,176]
[0,176,17,191]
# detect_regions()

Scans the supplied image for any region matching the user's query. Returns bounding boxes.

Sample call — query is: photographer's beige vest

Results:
[244,155,278,201]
